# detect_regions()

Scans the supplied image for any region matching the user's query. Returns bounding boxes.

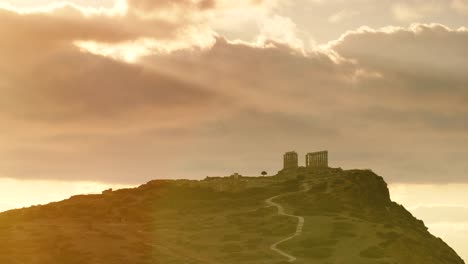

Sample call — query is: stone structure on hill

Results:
[283,151,299,169]
[283,150,329,170]
[231,173,241,179]
[306,151,328,168]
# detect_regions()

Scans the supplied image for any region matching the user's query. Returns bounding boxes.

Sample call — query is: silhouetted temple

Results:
[306,151,328,168]
[283,150,329,170]
[283,151,298,169]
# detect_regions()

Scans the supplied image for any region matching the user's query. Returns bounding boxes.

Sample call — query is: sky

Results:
[0,0,467,260]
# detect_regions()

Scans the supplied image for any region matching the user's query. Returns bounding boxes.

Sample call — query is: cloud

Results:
[326,24,468,182]
[328,9,359,24]
[331,23,468,89]
[0,0,290,61]
[391,1,443,21]
[0,1,468,185]
[0,4,205,59]
[328,24,468,137]
[451,0,468,14]
[258,15,304,49]
[0,7,227,182]
[0,0,228,62]
[128,31,468,183]
[0,49,222,182]
[0,19,357,182]
[127,0,215,11]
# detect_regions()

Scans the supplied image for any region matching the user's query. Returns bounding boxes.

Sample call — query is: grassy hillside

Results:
[0,168,464,264]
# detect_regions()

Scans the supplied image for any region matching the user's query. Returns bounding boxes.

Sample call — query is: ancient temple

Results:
[305,151,328,168]
[283,151,298,169]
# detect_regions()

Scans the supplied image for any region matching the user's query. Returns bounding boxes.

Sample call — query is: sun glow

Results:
[390,183,468,261]
[0,177,134,213]
[74,27,217,62]
[74,38,156,63]
[0,0,127,16]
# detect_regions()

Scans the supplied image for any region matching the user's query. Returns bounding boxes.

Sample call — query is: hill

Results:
[0,168,464,264]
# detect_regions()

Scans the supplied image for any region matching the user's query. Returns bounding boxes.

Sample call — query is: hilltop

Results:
[0,168,464,264]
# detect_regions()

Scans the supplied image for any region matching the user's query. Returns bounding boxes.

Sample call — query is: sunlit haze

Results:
[0,0,467,261]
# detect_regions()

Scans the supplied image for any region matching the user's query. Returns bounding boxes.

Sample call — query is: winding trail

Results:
[265,183,310,262]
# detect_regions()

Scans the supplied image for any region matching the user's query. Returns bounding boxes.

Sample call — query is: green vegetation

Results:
[295,247,334,259]
[360,246,386,258]
[331,222,356,238]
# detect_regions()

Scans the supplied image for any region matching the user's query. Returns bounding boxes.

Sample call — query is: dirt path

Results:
[265,183,310,262]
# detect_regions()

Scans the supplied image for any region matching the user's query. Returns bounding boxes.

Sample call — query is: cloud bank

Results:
[0,2,467,184]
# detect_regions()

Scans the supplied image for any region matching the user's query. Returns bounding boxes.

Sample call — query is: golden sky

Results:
[0,0,467,259]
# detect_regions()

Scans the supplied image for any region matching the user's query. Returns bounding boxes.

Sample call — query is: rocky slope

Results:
[0,168,464,264]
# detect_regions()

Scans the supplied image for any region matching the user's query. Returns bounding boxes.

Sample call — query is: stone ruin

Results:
[283,150,329,170]
[305,151,328,168]
[283,151,299,169]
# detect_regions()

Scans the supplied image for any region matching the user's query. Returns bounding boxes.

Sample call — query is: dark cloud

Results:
[0,8,179,51]
[332,24,468,82]
[330,24,468,130]
[0,0,223,58]
[145,38,358,113]
[0,48,216,122]
[0,8,223,183]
